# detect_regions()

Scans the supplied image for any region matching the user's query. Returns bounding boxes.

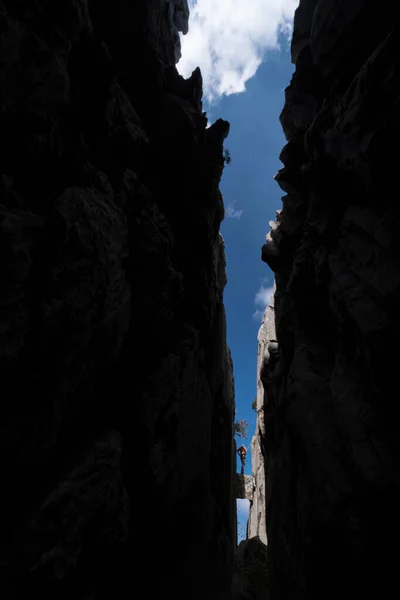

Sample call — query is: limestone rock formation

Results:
[236,474,255,502]
[262,1,400,599]
[0,1,235,597]
[248,289,277,546]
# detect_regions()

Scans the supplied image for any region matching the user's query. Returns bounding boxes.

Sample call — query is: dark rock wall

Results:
[231,537,268,600]
[262,1,400,598]
[0,1,235,598]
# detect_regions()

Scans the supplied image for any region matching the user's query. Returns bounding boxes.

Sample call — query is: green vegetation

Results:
[224,148,232,164]
[234,419,248,439]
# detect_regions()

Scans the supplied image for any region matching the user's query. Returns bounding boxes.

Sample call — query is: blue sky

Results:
[178,0,298,542]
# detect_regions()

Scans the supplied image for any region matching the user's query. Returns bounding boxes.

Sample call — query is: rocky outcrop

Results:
[0,1,235,598]
[248,289,277,546]
[231,537,268,600]
[236,474,255,502]
[262,2,400,599]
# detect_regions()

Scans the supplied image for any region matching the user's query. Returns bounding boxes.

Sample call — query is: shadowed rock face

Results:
[231,537,268,600]
[0,1,235,598]
[262,2,400,599]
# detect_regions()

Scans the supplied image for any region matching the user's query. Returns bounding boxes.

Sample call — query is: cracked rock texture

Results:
[0,1,236,598]
[236,474,255,502]
[262,1,400,599]
[248,288,276,546]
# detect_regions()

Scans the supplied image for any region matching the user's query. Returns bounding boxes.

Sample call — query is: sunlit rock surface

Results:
[248,288,277,546]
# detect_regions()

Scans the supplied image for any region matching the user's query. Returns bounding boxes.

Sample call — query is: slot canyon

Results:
[1,0,399,598]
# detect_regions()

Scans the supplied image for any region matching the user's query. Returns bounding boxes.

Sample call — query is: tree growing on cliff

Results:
[224,148,232,164]
[252,398,257,412]
[234,419,248,439]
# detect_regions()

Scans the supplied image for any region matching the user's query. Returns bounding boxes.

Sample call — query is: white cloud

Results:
[225,205,244,219]
[177,0,299,101]
[255,285,274,307]
[237,498,250,516]
[252,309,264,321]
[252,283,274,320]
